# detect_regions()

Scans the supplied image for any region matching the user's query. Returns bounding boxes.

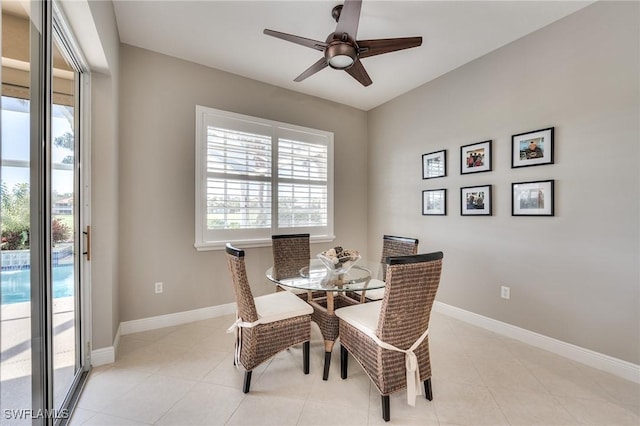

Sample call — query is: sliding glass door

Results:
[51,26,81,413]
[1,1,89,423]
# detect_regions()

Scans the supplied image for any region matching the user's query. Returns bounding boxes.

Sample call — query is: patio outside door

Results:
[1,1,90,424]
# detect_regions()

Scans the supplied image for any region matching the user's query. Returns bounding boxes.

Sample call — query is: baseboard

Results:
[90,324,120,367]
[434,301,640,384]
[120,302,236,335]
[90,346,115,367]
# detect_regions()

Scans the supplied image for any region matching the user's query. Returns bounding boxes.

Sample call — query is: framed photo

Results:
[512,127,554,168]
[422,189,446,215]
[461,140,492,174]
[461,185,492,216]
[422,150,446,179]
[512,180,554,216]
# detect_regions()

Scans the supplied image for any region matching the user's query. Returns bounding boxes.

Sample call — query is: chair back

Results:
[271,234,310,280]
[225,243,258,322]
[376,252,443,349]
[380,235,419,280]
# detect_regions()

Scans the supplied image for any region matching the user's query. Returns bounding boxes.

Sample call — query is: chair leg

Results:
[303,341,310,374]
[322,351,332,380]
[340,345,348,379]
[424,378,433,401]
[381,395,390,422]
[243,371,252,394]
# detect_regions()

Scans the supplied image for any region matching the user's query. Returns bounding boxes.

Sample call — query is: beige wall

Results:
[118,44,368,322]
[61,0,121,349]
[87,0,122,351]
[368,1,639,364]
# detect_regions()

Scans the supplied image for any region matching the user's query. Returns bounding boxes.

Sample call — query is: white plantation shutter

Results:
[195,106,334,250]
[277,135,329,229]
[205,127,272,230]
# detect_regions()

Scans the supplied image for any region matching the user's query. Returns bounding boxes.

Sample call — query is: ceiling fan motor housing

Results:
[325,34,357,69]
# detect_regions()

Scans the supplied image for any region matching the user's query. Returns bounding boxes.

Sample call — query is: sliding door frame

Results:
[28,1,91,423]
[30,0,55,417]
[52,0,92,417]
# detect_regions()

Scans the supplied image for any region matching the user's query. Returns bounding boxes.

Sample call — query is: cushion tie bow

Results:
[226,314,261,368]
[368,327,430,406]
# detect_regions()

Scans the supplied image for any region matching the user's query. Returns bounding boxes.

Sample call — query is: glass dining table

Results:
[265,259,385,380]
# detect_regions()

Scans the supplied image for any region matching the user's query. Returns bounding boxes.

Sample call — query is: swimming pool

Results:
[1,265,74,304]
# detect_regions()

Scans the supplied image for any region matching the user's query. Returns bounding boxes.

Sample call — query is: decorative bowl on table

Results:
[317,247,361,275]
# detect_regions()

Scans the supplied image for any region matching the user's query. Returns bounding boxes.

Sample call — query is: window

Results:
[195,106,334,250]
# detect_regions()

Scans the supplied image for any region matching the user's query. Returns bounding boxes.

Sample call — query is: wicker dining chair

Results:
[272,233,310,297]
[272,233,310,281]
[335,251,443,422]
[225,243,313,393]
[356,235,419,302]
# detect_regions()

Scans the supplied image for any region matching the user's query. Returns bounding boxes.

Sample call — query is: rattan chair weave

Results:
[351,235,419,303]
[237,316,311,371]
[272,234,310,280]
[308,295,359,345]
[338,252,443,421]
[272,234,327,301]
[379,235,419,280]
[225,244,311,391]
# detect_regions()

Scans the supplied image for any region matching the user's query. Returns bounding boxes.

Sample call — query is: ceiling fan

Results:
[263,0,422,87]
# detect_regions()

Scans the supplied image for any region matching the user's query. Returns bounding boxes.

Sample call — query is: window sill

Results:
[194,235,336,251]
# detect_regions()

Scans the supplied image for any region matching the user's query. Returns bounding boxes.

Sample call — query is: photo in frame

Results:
[512,180,554,216]
[422,189,446,215]
[422,150,446,179]
[461,185,492,216]
[512,127,554,168]
[461,140,492,174]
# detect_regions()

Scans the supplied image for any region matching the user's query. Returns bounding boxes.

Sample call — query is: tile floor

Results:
[70,311,639,425]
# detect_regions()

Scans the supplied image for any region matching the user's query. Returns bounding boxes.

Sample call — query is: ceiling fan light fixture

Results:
[328,54,354,69]
[325,42,357,70]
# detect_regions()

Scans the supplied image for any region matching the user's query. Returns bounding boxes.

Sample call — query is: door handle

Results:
[82,226,91,261]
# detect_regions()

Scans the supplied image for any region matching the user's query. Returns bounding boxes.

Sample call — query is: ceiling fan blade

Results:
[264,29,327,51]
[294,58,329,82]
[357,37,422,59]
[345,59,372,87]
[335,0,362,39]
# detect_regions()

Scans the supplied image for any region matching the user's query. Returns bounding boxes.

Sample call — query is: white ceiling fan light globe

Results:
[328,54,355,69]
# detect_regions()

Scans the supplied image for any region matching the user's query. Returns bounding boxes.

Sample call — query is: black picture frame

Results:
[422,189,446,215]
[422,150,446,179]
[512,180,554,216]
[511,127,554,168]
[461,185,492,216]
[461,140,492,174]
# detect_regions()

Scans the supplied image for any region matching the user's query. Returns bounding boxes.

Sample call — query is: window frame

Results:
[195,105,335,250]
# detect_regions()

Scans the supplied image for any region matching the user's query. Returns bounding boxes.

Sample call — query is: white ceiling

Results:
[113,0,592,111]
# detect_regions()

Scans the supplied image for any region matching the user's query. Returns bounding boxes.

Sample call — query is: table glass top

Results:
[266,259,385,292]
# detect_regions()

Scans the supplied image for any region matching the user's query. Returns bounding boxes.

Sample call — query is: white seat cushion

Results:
[335,300,382,340]
[354,279,385,300]
[253,291,313,324]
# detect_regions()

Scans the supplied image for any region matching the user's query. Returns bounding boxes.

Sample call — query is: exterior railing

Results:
[1,244,74,271]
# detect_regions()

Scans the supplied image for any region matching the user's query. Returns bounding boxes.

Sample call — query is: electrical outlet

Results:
[155,282,163,294]
[501,286,510,300]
